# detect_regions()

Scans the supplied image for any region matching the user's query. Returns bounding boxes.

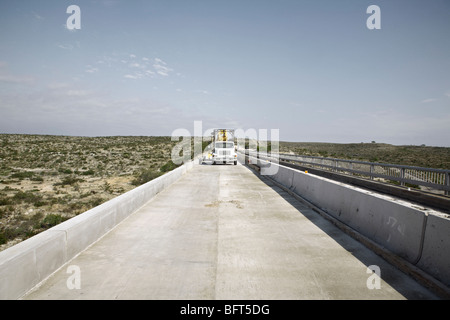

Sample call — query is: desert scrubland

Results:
[0,134,182,251]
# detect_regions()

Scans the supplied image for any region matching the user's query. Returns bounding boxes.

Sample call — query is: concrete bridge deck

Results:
[23,163,438,299]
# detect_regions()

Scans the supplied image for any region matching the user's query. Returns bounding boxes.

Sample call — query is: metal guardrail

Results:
[241,150,450,196]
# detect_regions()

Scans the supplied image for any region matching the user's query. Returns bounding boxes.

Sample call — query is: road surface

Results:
[24,163,438,299]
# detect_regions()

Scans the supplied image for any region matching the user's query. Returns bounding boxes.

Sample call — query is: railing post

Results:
[370,164,374,180]
[445,171,449,196]
[401,167,405,186]
[256,149,260,167]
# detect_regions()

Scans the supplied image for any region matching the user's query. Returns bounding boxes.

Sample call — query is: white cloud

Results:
[420,98,437,103]
[153,59,173,76]
[124,73,145,79]
[84,53,174,79]
[85,66,99,73]
[33,12,44,20]
[57,44,74,50]
[156,70,170,76]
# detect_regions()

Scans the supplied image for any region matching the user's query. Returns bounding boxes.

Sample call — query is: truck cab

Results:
[213,140,237,165]
[203,128,237,165]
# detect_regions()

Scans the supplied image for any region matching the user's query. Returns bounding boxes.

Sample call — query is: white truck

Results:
[207,129,237,165]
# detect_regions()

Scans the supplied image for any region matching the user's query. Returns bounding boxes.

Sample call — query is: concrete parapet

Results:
[0,161,194,300]
[263,162,449,294]
[271,163,294,189]
[0,230,67,300]
[288,165,427,264]
[417,213,450,287]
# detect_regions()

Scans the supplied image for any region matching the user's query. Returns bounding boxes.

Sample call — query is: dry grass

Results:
[0,134,182,251]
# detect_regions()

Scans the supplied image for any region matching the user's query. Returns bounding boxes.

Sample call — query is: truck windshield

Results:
[215,142,234,148]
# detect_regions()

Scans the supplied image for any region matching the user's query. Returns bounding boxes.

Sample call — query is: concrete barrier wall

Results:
[417,213,450,287]
[0,161,194,300]
[288,166,427,263]
[261,161,450,289]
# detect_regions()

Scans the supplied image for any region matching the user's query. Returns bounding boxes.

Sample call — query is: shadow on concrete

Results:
[241,161,440,300]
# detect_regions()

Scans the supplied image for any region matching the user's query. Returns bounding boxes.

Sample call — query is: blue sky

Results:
[0,0,449,146]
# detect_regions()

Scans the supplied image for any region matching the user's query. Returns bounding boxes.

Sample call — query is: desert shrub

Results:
[0,212,44,244]
[102,181,112,193]
[0,196,12,206]
[54,176,84,186]
[12,191,43,205]
[0,207,6,219]
[160,160,180,173]
[131,169,162,186]
[63,202,85,213]
[0,229,12,245]
[10,171,34,180]
[81,169,95,176]
[39,214,67,228]
[87,197,104,208]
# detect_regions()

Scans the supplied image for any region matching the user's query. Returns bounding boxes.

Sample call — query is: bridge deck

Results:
[24,163,438,299]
